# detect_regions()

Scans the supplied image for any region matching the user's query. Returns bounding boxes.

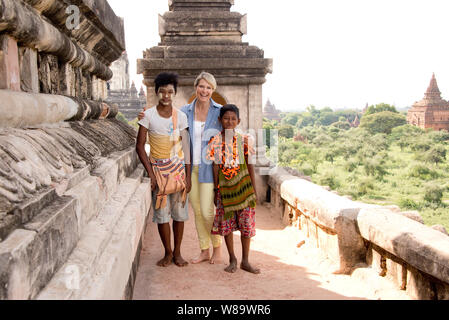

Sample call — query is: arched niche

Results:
[188,92,227,106]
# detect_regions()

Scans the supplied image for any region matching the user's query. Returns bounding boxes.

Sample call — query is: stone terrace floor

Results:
[133,204,412,300]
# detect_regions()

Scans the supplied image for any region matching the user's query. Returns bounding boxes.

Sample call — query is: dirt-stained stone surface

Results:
[133,204,412,300]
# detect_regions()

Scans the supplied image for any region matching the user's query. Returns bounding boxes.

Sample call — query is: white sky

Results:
[107,0,449,111]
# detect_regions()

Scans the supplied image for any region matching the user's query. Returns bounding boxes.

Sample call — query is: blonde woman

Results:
[181,72,223,264]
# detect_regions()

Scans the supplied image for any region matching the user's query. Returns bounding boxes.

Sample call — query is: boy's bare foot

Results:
[224,259,238,273]
[209,247,223,264]
[156,253,173,267]
[240,261,260,274]
[191,250,210,264]
[173,255,188,267]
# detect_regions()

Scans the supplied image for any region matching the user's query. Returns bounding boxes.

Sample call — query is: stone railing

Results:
[0,0,150,300]
[263,167,449,300]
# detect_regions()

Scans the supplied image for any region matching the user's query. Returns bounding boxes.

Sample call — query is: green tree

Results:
[424,183,444,204]
[281,113,300,126]
[278,125,295,139]
[359,111,407,134]
[365,103,398,115]
[317,112,339,126]
[424,145,447,164]
[297,114,315,128]
[332,120,351,130]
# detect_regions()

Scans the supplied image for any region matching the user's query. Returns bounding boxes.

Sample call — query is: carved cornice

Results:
[22,0,125,65]
[0,0,120,80]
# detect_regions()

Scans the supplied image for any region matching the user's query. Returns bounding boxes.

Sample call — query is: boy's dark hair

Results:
[154,72,179,93]
[220,104,240,119]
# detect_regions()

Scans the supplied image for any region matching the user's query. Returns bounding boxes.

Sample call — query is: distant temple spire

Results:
[407,73,449,131]
[139,86,146,97]
[425,72,442,100]
[263,99,281,121]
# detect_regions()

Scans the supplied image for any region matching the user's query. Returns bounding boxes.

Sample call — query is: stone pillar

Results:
[0,35,21,91]
[19,47,39,93]
[137,0,272,130]
[59,63,76,97]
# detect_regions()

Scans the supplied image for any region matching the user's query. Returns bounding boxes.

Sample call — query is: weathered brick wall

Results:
[0,0,151,300]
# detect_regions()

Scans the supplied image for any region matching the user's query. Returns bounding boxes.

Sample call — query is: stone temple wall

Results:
[0,0,151,300]
[265,167,449,300]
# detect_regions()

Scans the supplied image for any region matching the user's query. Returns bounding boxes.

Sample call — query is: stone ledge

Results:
[0,195,78,299]
[266,167,449,296]
[0,90,117,128]
[139,57,272,73]
[357,208,449,284]
[80,181,151,299]
[169,0,234,11]
[36,170,151,300]
[0,125,136,240]
[146,45,264,59]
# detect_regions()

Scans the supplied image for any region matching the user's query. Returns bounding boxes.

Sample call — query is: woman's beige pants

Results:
[189,166,222,250]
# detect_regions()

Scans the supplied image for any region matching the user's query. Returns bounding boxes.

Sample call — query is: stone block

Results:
[22,196,79,299]
[0,229,37,300]
[1,196,78,299]
[91,76,99,101]
[281,204,291,226]
[406,267,436,300]
[37,169,150,300]
[0,35,21,91]
[74,68,83,98]
[81,69,92,100]
[385,256,406,289]
[431,224,448,236]
[396,210,424,224]
[334,213,367,274]
[370,247,383,275]
[254,168,268,203]
[64,176,104,234]
[37,53,52,94]
[309,219,319,248]
[19,47,39,93]
[316,227,339,265]
[12,188,57,225]
[59,63,76,97]
[435,280,449,300]
[0,214,21,243]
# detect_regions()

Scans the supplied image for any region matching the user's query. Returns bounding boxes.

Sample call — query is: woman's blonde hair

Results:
[194,72,217,91]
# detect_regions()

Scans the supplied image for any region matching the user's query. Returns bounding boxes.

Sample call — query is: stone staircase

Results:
[0,147,151,300]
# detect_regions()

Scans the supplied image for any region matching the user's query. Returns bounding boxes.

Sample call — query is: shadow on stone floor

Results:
[132,204,367,300]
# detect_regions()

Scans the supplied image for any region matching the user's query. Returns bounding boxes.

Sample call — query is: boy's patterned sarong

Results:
[212,190,256,238]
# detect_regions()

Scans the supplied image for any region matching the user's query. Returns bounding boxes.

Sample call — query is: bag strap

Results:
[148,106,180,163]
[172,107,178,133]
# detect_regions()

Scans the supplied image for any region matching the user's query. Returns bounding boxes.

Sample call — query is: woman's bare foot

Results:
[191,250,210,264]
[173,255,188,267]
[240,261,260,274]
[209,247,223,264]
[156,253,173,267]
[224,258,238,273]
